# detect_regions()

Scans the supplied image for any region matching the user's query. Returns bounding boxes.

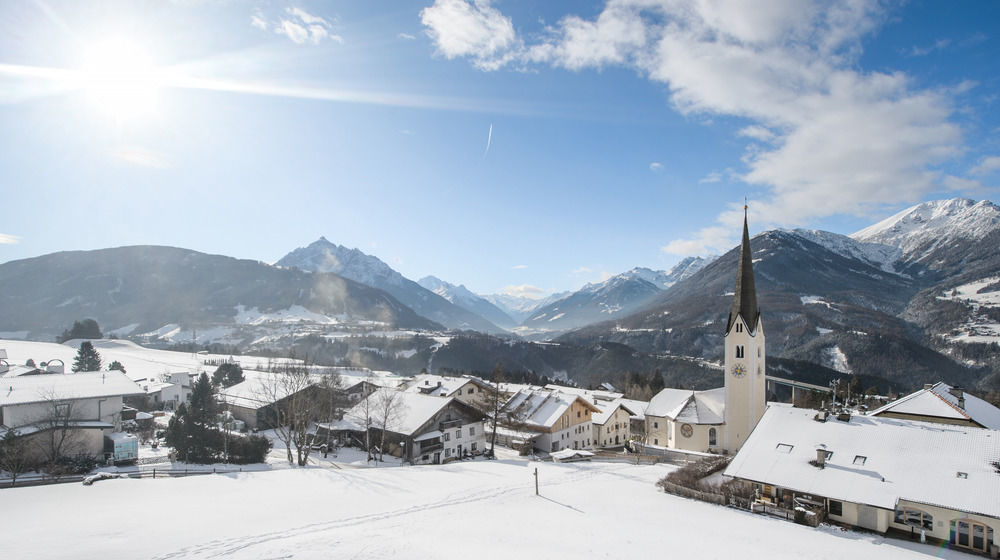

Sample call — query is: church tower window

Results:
[736,346,744,359]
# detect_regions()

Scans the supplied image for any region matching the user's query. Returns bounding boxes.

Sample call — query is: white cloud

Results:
[649,162,663,171]
[662,223,738,256]
[571,266,592,275]
[699,171,723,184]
[423,1,971,239]
[255,7,341,45]
[251,13,268,31]
[0,233,20,244]
[909,38,951,57]
[503,284,545,299]
[398,33,417,40]
[942,175,985,193]
[420,0,518,70]
[511,264,528,270]
[972,156,1000,176]
[109,147,172,170]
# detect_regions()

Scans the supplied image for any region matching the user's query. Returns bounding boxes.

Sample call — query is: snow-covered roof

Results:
[0,371,144,407]
[645,387,725,425]
[0,365,42,378]
[544,384,622,402]
[400,374,490,397]
[724,406,1000,518]
[619,398,649,421]
[500,389,601,430]
[219,370,328,409]
[344,389,482,437]
[869,382,1000,430]
[592,399,639,425]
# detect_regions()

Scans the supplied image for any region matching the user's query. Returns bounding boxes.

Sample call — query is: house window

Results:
[471,442,477,451]
[456,429,462,439]
[653,439,658,445]
[468,388,475,394]
[828,500,843,517]
[775,443,793,453]
[709,428,717,446]
[55,403,70,418]
[551,442,559,452]
[443,432,450,441]
[445,448,451,457]
[895,508,933,531]
[577,411,581,418]
[853,455,867,465]
[469,426,475,436]
[653,421,659,429]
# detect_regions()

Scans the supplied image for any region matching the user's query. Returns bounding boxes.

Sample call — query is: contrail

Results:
[484,123,493,157]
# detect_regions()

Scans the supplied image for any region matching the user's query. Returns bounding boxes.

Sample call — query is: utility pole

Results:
[534,467,538,496]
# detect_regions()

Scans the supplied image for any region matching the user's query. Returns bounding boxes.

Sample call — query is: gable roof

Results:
[592,399,639,425]
[401,374,491,397]
[869,382,1000,430]
[646,387,725,425]
[727,212,760,335]
[501,389,601,430]
[218,370,327,409]
[725,406,1000,518]
[344,388,485,436]
[0,371,144,408]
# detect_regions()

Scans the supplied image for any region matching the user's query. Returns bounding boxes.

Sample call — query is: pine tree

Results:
[72,341,102,372]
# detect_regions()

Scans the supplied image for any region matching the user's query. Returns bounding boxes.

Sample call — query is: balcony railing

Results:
[439,419,462,430]
[419,441,443,453]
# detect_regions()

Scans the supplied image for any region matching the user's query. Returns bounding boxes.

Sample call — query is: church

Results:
[644,210,766,454]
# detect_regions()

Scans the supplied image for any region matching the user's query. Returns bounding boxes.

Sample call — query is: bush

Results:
[226,435,272,464]
[48,454,101,475]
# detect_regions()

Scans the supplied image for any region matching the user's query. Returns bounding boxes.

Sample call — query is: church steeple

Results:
[727,208,759,334]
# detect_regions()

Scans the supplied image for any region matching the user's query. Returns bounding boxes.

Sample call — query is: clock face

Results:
[731,363,747,378]
[680,423,693,438]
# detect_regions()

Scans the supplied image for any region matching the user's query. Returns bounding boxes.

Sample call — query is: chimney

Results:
[924,383,934,390]
[816,448,826,468]
[948,386,965,409]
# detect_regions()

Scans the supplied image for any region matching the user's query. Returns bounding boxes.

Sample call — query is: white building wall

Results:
[541,421,593,453]
[440,420,485,461]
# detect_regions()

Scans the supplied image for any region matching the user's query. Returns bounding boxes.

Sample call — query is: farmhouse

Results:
[0,370,144,462]
[497,388,601,453]
[592,399,638,448]
[869,382,1000,430]
[724,405,1000,556]
[334,389,486,465]
[399,373,493,407]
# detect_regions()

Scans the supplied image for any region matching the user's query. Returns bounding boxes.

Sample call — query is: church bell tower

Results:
[723,208,766,452]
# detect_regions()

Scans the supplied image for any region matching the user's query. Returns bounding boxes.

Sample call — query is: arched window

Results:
[709,428,717,446]
[736,346,744,358]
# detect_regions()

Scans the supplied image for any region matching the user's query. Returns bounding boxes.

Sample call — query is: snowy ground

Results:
[2,458,979,560]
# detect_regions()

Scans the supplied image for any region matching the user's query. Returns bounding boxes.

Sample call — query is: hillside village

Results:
[2,214,998,558]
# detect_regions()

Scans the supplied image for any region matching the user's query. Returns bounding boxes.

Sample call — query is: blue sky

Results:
[1,1,998,299]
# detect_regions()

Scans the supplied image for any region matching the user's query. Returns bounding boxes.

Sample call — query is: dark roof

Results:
[727,212,760,334]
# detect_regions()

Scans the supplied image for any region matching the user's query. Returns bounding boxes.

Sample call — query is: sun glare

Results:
[79,37,161,121]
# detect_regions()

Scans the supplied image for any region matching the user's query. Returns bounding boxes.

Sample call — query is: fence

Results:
[656,479,727,505]
[0,466,248,489]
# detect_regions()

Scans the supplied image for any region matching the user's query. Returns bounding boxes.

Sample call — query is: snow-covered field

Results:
[2,459,974,560]
[937,276,1000,343]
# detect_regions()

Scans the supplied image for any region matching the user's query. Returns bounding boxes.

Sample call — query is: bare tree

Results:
[372,388,406,463]
[0,428,34,485]
[256,361,342,467]
[347,371,380,461]
[488,363,505,457]
[32,392,86,467]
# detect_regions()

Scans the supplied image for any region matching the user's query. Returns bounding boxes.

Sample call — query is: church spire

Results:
[727,207,759,334]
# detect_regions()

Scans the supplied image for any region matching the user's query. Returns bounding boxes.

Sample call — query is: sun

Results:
[78,37,161,121]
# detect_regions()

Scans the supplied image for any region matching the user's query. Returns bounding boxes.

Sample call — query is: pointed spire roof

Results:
[727,209,759,334]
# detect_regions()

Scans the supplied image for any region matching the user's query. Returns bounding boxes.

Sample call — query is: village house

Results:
[592,399,637,448]
[869,382,1000,430]
[332,389,486,465]
[218,370,332,430]
[497,388,601,454]
[724,405,1000,556]
[399,373,493,407]
[0,370,144,462]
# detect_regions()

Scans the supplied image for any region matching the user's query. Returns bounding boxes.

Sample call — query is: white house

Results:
[869,382,1000,430]
[724,406,1000,556]
[334,389,486,465]
[400,373,493,407]
[498,389,601,454]
[0,371,145,462]
[591,399,638,449]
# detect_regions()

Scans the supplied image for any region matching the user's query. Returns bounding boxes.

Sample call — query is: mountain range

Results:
[0,198,997,394]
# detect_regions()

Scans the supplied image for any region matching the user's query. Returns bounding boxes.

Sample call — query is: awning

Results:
[414,430,443,442]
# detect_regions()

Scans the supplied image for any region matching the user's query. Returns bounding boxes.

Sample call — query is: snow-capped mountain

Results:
[789,229,901,273]
[277,238,506,333]
[851,198,1000,267]
[483,292,571,324]
[417,275,517,329]
[519,258,713,336]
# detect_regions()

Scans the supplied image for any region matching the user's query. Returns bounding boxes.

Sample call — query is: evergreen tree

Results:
[212,363,244,387]
[72,341,102,372]
[108,360,126,374]
[57,319,103,343]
